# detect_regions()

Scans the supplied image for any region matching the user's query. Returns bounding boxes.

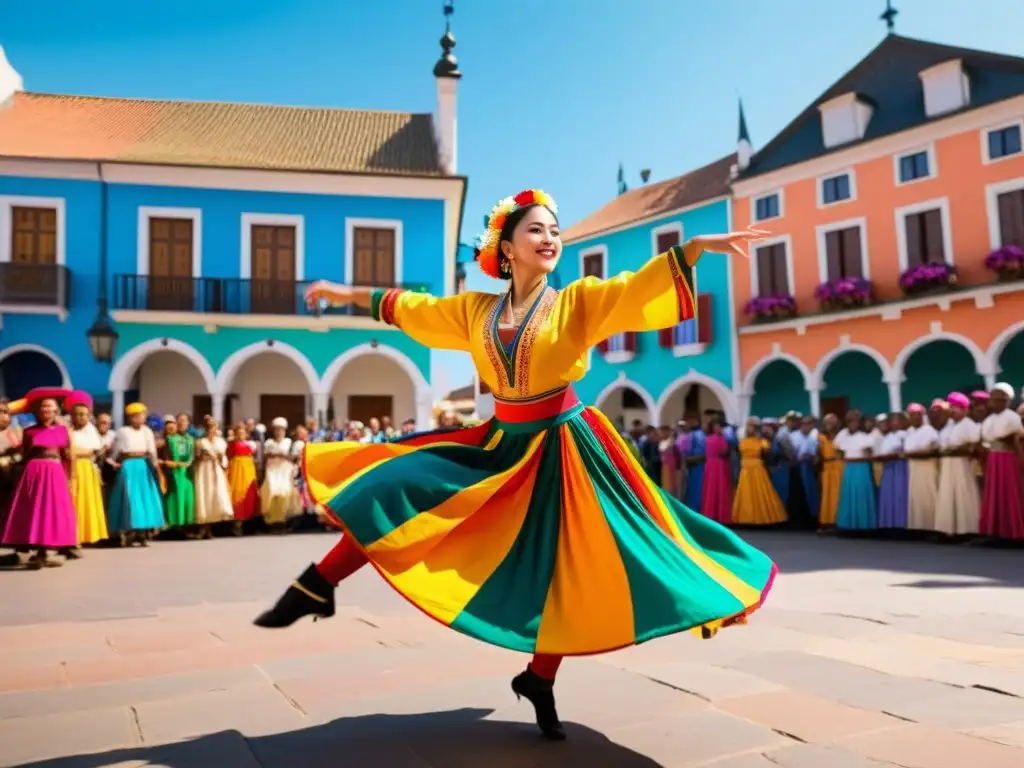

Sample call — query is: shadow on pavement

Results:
[742,530,1024,588]
[14,707,664,767]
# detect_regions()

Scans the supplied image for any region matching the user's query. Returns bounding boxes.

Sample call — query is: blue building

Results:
[555,154,741,427]
[0,14,466,430]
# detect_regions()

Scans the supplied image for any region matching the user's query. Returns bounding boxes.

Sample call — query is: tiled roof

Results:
[742,35,1024,178]
[0,92,443,176]
[444,384,475,401]
[562,154,736,244]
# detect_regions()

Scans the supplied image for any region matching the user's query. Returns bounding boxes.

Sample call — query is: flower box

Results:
[813,277,872,312]
[984,245,1024,282]
[899,262,958,297]
[743,294,797,324]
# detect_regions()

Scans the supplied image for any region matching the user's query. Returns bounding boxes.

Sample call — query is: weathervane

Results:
[444,0,454,32]
[880,0,898,34]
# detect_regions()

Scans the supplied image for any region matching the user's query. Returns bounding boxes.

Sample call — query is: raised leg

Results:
[513,654,566,740]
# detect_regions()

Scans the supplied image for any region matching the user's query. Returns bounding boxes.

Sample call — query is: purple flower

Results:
[744,293,797,317]
[899,262,957,291]
[815,277,873,305]
[985,245,1024,271]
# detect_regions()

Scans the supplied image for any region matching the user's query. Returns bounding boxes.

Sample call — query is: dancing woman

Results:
[253,190,778,740]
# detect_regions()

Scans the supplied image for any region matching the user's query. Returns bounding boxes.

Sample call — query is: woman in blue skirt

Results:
[834,411,878,531]
[108,402,165,546]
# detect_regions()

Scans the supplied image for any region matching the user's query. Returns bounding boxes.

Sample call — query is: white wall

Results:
[659,384,724,426]
[134,350,207,417]
[231,353,310,422]
[328,353,415,423]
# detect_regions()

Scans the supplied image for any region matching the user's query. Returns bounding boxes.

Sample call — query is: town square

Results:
[1,0,1024,765]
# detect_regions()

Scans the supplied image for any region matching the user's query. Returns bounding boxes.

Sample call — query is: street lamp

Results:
[87,165,119,362]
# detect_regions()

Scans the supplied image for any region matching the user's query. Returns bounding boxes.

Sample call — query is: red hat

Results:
[65,390,93,412]
[8,387,71,415]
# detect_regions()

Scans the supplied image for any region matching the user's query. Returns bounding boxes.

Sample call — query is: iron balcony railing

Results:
[0,263,71,309]
[112,274,429,317]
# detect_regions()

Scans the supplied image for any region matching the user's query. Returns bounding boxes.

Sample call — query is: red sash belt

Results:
[493,387,580,423]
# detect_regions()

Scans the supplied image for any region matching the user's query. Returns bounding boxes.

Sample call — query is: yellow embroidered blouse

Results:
[371,246,696,401]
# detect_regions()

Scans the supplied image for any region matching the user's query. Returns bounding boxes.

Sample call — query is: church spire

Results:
[880,1,898,35]
[737,98,752,172]
[433,1,461,79]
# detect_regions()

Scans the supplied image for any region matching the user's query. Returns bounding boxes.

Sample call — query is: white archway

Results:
[892,331,991,383]
[593,375,657,426]
[740,352,813,396]
[655,370,739,426]
[0,344,72,389]
[213,340,320,396]
[319,343,432,430]
[986,320,1024,376]
[811,343,896,389]
[108,338,215,392]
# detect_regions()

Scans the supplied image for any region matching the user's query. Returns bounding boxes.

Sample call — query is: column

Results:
[111,389,125,428]
[808,386,821,418]
[887,380,901,412]
[984,372,996,391]
[415,390,434,432]
[736,393,752,424]
[211,391,226,426]
[312,392,329,427]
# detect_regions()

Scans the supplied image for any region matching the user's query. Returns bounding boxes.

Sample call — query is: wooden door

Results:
[192,395,212,426]
[6,206,59,304]
[148,218,195,311]
[821,396,849,419]
[348,395,394,425]
[251,225,296,314]
[352,227,396,286]
[259,394,305,432]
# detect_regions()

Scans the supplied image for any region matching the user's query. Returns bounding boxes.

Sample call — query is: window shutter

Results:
[840,226,863,277]
[697,293,712,344]
[656,231,680,253]
[904,214,924,267]
[771,244,789,294]
[597,339,609,355]
[624,332,637,353]
[997,190,1024,247]
[923,209,944,264]
[659,327,674,348]
[755,246,771,295]
[825,230,842,280]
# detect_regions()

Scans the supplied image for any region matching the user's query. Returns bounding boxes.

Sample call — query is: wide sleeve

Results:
[370,288,474,352]
[557,245,696,347]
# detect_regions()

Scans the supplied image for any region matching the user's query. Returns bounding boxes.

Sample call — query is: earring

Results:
[500,259,512,277]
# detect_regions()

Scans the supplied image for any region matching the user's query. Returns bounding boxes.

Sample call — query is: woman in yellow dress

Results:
[732,418,788,526]
[818,413,844,529]
[66,391,108,549]
[253,189,777,741]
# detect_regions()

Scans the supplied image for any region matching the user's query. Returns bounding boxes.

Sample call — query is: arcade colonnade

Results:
[104,338,434,430]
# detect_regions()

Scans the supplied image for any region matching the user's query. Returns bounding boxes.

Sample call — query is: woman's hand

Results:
[682,228,772,267]
[304,280,354,311]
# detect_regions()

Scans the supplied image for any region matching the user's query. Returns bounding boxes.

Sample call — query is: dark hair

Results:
[494,203,559,274]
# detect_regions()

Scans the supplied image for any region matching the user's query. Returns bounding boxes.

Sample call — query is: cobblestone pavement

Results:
[2,531,1024,767]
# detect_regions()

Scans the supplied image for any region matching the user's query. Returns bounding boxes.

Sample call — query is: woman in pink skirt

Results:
[979,383,1024,540]
[701,419,734,524]
[1,388,79,568]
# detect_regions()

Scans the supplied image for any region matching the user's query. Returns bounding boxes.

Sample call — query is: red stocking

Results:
[316,536,369,586]
[529,653,563,681]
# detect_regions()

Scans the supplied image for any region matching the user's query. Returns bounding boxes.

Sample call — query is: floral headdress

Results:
[473,189,558,279]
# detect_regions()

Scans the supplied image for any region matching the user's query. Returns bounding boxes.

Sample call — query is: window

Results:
[352,227,396,286]
[754,193,781,222]
[581,250,605,279]
[654,227,681,254]
[897,151,931,183]
[754,242,790,296]
[148,217,195,311]
[10,207,57,265]
[250,224,297,313]
[987,124,1022,161]
[823,226,864,280]
[996,188,1024,247]
[903,209,946,267]
[821,174,852,205]
[670,294,712,348]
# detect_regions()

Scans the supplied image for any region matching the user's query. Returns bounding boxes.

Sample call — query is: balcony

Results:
[0,263,71,314]
[112,275,428,319]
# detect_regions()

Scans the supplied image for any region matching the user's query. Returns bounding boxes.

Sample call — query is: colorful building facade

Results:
[0,15,466,429]
[555,155,742,426]
[731,34,1024,419]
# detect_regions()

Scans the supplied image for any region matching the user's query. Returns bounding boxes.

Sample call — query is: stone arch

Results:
[213,340,320,396]
[986,320,1024,376]
[811,343,895,389]
[593,375,657,426]
[319,343,432,430]
[0,344,72,389]
[108,338,215,393]
[656,370,739,425]
[892,332,989,383]
[740,352,813,396]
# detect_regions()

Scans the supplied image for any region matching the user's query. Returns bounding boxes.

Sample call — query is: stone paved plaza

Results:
[2,531,1024,767]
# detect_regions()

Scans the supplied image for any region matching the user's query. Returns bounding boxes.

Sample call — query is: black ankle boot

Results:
[512,667,566,741]
[253,564,336,628]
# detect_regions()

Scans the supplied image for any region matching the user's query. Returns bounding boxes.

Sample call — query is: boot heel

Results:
[254,564,336,628]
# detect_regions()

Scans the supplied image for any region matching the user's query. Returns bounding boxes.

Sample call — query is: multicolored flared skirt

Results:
[303,388,777,656]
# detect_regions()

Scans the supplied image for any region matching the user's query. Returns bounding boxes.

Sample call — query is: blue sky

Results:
[1,0,1020,396]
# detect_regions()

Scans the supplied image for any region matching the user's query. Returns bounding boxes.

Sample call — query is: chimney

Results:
[0,44,24,110]
[640,169,651,184]
[433,2,461,175]
[737,98,752,172]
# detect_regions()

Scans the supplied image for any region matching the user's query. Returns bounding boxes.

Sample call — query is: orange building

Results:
[731,34,1024,420]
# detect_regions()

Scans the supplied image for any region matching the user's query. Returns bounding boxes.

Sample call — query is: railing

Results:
[0,263,71,309]
[112,275,429,316]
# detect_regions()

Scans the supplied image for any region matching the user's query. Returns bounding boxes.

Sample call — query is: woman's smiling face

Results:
[501,205,561,277]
